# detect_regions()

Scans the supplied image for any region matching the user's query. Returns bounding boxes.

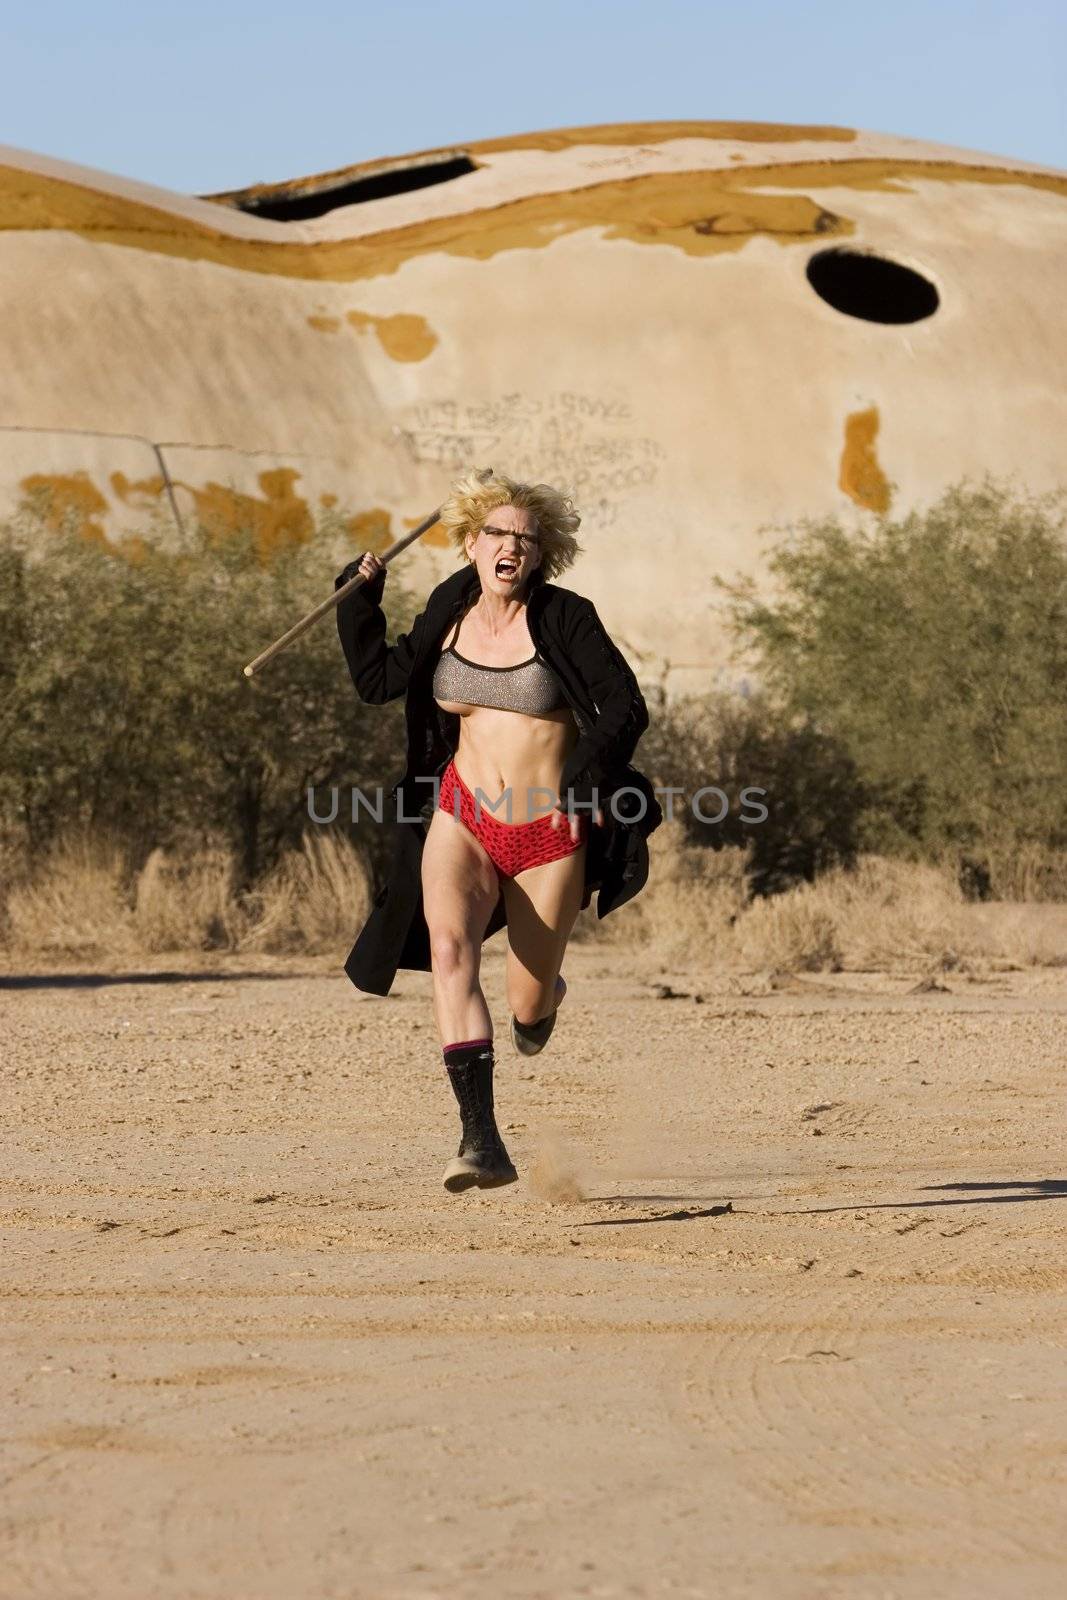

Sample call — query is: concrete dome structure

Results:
[1,122,1065,692]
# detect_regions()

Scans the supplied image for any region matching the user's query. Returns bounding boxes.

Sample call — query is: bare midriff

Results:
[434,617,579,825]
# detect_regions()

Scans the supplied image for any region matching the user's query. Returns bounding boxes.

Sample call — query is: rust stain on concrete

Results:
[186,468,313,563]
[4,158,1066,289]
[474,120,858,153]
[111,470,167,508]
[346,310,438,361]
[840,406,891,512]
[403,513,449,549]
[344,508,393,550]
[20,471,110,546]
[20,466,414,567]
[21,470,152,560]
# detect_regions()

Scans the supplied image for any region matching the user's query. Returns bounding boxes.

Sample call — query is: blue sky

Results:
[5,0,1064,192]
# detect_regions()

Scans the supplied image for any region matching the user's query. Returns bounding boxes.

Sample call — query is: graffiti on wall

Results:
[398,391,664,528]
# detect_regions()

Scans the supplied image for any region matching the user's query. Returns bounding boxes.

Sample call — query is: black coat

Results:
[335,556,662,995]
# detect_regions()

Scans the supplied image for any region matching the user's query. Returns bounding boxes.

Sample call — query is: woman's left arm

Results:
[558,598,649,807]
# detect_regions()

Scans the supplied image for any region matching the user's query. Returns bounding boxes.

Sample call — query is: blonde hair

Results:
[438,469,583,582]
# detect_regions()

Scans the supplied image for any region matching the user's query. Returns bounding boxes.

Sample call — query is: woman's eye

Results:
[484,530,536,549]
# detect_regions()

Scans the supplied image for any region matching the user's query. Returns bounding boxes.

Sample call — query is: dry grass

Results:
[134,847,241,952]
[723,852,977,973]
[1,830,371,960]
[716,854,1066,974]
[4,823,1067,974]
[616,820,749,963]
[753,854,974,973]
[963,902,1067,968]
[983,841,1067,902]
[571,817,746,959]
[732,891,843,973]
[579,821,1064,975]
[240,831,371,954]
[4,836,139,958]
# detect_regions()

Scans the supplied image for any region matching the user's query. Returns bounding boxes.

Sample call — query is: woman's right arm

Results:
[335,551,428,705]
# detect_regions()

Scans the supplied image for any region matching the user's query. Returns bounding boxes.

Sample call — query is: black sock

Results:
[442,1037,492,1070]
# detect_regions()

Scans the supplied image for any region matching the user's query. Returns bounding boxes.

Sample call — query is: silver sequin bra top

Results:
[433,638,568,715]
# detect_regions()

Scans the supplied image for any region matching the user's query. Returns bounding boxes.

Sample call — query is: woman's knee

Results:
[428,925,478,981]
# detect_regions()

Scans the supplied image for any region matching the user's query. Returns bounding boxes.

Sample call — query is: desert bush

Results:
[639,687,866,894]
[720,479,1067,888]
[0,507,411,888]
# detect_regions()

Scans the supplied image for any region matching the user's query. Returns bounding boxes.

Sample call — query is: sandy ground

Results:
[2,942,1066,1600]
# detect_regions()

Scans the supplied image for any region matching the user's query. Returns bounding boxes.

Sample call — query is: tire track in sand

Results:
[659,1215,1067,1574]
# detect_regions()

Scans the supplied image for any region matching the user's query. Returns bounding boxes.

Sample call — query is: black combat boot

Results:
[442,1041,518,1192]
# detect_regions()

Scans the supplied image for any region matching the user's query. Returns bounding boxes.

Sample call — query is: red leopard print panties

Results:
[436,759,588,878]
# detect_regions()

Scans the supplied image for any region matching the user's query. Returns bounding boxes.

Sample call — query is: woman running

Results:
[335,469,661,1193]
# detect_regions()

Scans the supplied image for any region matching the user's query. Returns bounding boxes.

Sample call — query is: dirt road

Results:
[3,946,1066,1599]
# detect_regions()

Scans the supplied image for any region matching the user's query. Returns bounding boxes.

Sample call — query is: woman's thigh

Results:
[501,842,587,1010]
[421,806,501,953]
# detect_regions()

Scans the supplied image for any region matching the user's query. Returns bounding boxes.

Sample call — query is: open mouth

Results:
[495,557,520,581]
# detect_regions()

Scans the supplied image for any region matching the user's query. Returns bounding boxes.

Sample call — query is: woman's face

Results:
[465,503,542,599]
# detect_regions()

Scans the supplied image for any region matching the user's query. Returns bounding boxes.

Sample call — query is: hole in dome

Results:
[221,153,477,223]
[806,248,939,324]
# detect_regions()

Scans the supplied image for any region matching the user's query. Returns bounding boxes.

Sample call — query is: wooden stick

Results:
[242,469,492,678]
